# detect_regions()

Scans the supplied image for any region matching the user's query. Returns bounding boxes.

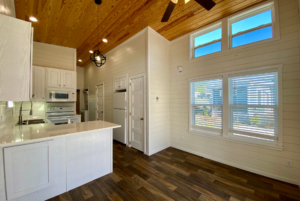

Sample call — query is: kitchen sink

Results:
[15,119,47,126]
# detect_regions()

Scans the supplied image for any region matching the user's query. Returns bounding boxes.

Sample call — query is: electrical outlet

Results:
[287,159,292,167]
[181,136,184,141]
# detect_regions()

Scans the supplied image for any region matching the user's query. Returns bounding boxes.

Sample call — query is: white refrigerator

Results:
[113,92,127,144]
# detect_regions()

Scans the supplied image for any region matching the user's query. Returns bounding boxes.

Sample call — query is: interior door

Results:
[62,71,75,89]
[96,84,104,120]
[47,68,61,88]
[129,77,144,151]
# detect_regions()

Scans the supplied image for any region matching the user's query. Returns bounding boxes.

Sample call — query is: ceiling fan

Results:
[161,0,216,22]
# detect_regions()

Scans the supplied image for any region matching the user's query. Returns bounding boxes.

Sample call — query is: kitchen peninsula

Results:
[0,117,120,201]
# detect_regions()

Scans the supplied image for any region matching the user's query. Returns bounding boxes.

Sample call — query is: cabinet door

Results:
[120,76,127,89]
[114,78,120,90]
[47,68,61,88]
[4,141,55,200]
[62,70,76,89]
[32,66,46,101]
[0,15,32,101]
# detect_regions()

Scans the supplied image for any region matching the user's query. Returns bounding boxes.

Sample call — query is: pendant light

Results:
[90,0,106,67]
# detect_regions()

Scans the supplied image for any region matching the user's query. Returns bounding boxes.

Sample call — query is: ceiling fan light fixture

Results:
[90,50,106,67]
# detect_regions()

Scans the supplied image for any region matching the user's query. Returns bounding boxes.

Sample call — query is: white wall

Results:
[147,28,170,155]
[169,0,300,185]
[76,67,85,110]
[33,42,76,71]
[84,29,147,127]
[0,0,15,17]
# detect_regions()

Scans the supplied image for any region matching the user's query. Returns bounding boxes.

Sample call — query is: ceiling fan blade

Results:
[195,0,216,11]
[161,1,177,22]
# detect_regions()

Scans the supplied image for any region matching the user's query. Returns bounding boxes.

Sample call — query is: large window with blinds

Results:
[190,77,223,134]
[229,71,278,142]
[189,66,282,146]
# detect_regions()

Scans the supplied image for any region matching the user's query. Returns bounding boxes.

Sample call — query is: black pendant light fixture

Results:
[90,0,106,67]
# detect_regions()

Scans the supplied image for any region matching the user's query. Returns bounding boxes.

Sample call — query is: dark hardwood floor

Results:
[47,141,300,201]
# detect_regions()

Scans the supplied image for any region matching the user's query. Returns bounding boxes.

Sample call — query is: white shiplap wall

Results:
[148,28,171,155]
[77,67,85,110]
[33,42,76,71]
[84,29,147,131]
[169,0,300,185]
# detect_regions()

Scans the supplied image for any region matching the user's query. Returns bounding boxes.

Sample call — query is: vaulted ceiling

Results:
[15,0,267,67]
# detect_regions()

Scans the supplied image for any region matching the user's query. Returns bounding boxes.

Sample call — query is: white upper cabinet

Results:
[32,66,46,101]
[62,70,76,89]
[46,68,76,90]
[47,68,61,88]
[0,14,32,101]
[114,76,127,91]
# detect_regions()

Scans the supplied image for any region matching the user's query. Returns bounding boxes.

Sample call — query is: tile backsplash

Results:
[0,102,13,124]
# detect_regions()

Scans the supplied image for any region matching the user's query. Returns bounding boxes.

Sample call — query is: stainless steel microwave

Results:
[46,90,76,102]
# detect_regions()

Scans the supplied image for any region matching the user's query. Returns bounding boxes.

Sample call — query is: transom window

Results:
[190,1,278,59]
[189,66,282,147]
[193,27,222,58]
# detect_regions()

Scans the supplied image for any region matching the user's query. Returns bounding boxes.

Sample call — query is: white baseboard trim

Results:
[148,144,171,156]
[171,145,299,185]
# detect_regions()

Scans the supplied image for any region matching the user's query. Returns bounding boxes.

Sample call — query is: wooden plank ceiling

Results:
[15,0,267,67]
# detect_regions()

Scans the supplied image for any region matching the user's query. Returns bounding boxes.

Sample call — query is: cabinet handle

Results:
[32,94,35,98]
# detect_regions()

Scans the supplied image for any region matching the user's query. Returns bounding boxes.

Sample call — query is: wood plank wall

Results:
[33,42,76,71]
[148,28,171,155]
[84,29,147,123]
[169,0,300,185]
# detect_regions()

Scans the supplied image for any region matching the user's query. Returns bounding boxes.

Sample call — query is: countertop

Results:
[0,115,120,147]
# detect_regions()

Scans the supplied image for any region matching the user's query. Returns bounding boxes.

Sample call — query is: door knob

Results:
[101,111,103,113]
[140,118,144,120]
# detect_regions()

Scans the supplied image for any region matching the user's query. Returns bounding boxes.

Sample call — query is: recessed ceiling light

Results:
[78,59,82,62]
[103,38,108,43]
[89,50,93,53]
[29,16,38,22]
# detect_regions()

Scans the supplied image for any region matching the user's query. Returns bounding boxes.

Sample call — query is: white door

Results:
[96,84,104,120]
[114,78,120,90]
[47,68,61,88]
[120,76,127,89]
[62,70,75,89]
[32,66,45,101]
[129,77,144,152]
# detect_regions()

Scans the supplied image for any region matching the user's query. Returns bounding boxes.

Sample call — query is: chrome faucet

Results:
[19,101,33,124]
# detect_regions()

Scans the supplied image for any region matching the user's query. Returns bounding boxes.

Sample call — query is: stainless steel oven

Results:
[46,90,76,102]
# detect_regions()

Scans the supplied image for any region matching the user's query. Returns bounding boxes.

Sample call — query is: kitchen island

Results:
[0,116,120,201]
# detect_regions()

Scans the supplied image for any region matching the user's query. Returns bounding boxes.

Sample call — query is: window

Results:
[189,66,282,147]
[192,26,222,58]
[190,77,223,133]
[190,1,278,59]
[229,71,278,142]
[230,8,274,48]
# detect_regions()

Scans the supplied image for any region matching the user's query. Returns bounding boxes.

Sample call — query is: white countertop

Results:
[0,116,120,147]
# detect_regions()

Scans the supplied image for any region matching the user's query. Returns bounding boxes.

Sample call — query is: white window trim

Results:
[189,0,280,61]
[188,64,283,151]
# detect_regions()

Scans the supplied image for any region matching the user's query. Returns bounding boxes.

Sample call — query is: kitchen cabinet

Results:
[0,14,33,101]
[62,70,76,89]
[32,66,46,101]
[3,141,55,200]
[46,68,76,90]
[114,76,127,91]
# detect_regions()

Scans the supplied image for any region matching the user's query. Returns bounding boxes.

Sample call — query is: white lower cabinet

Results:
[0,129,113,201]
[4,141,55,200]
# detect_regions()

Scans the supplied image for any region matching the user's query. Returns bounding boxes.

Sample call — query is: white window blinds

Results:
[229,71,278,141]
[190,78,223,133]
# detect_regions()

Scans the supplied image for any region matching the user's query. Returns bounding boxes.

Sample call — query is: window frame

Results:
[189,75,224,135]
[190,23,222,59]
[189,0,280,61]
[228,2,276,49]
[188,65,283,150]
